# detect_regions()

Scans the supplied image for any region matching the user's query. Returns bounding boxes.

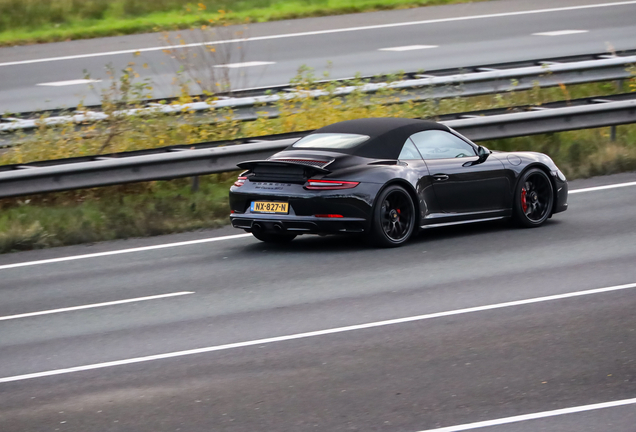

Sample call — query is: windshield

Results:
[292,133,369,149]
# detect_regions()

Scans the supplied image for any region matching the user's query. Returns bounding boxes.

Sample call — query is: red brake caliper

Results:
[521,188,528,213]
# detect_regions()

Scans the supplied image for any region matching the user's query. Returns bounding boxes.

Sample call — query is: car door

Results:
[396,139,441,220]
[409,130,509,214]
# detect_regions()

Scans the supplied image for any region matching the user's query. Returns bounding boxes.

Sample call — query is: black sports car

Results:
[229,118,568,247]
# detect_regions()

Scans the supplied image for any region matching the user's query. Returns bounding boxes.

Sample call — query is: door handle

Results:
[433,174,449,181]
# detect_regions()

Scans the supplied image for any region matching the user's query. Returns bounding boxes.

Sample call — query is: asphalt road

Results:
[1,0,636,113]
[0,172,635,431]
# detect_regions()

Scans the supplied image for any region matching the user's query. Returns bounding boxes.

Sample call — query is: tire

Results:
[368,185,416,247]
[513,168,554,228]
[252,231,297,244]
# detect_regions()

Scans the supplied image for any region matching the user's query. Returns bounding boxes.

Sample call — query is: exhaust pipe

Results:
[252,222,263,232]
[273,223,285,232]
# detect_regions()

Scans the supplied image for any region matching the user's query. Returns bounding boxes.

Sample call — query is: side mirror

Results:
[477,145,490,163]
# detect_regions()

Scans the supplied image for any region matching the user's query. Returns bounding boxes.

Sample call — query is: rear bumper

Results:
[229,181,380,235]
[230,213,368,234]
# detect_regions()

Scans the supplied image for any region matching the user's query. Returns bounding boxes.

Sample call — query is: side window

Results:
[409,130,476,160]
[398,139,422,160]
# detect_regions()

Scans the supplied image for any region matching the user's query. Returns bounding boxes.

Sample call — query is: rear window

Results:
[292,133,369,149]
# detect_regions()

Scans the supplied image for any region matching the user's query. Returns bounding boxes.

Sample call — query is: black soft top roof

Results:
[301,118,450,159]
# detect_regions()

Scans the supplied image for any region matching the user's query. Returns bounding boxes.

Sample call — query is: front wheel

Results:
[368,185,416,247]
[513,168,554,228]
[252,231,297,244]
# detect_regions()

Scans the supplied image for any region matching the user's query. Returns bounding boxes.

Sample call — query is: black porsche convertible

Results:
[229,118,568,247]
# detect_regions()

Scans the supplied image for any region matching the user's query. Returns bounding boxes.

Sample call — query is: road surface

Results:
[1,172,635,431]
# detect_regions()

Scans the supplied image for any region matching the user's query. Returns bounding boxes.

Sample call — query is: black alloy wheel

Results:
[252,231,297,244]
[513,168,554,227]
[369,185,416,247]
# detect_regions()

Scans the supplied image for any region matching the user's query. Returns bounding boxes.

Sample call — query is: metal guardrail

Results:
[0,94,635,199]
[443,94,636,141]
[0,139,298,199]
[1,53,634,134]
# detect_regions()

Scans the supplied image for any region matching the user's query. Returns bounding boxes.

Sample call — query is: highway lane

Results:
[0,172,635,431]
[1,0,636,113]
[1,288,634,432]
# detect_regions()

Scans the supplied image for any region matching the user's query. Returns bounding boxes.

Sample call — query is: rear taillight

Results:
[234,176,247,187]
[314,214,344,218]
[304,179,359,190]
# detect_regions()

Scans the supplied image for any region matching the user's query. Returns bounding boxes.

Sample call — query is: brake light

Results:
[234,176,247,187]
[315,214,344,218]
[304,179,359,190]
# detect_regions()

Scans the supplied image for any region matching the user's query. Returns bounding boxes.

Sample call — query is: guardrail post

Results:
[616,79,624,92]
[610,125,617,141]
[191,176,199,192]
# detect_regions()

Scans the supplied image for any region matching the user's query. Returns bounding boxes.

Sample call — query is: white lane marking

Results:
[569,180,636,194]
[214,61,275,68]
[533,29,589,36]
[0,233,252,271]
[36,79,102,87]
[379,45,439,52]
[0,282,634,384]
[1,1,636,68]
[0,292,193,321]
[415,397,636,432]
[0,180,634,272]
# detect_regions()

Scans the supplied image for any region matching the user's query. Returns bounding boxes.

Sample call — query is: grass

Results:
[0,174,235,253]
[0,0,484,46]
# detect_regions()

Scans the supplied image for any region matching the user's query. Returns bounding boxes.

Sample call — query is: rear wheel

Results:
[252,232,297,244]
[369,185,416,247]
[513,168,554,227]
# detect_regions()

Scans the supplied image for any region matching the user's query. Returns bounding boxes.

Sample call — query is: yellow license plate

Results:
[251,201,289,214]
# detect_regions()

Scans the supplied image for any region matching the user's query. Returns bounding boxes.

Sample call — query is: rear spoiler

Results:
[237,160,331,174]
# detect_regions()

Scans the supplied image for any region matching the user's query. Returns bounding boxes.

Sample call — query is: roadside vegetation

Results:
[4,65,634,166]
[0,62,634,253]
[0,0,484,46]
[0,175,234,252]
